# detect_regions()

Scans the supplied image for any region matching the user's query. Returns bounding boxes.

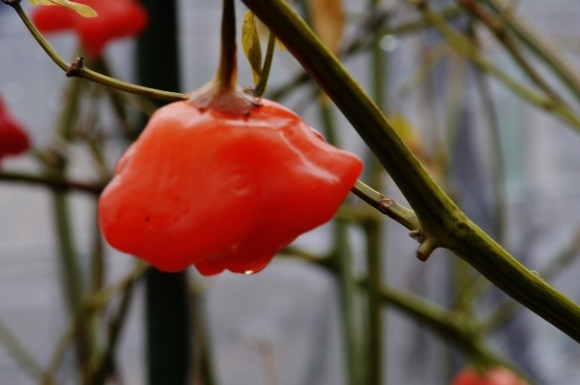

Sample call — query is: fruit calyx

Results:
[188,80,260,116]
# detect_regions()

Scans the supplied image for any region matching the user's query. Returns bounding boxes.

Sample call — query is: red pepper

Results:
[31,0,148,58]
[98,99,362,275]
[0,96,30,161]
[451,367,528,385]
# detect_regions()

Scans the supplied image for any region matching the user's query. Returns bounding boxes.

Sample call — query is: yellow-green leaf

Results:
[309,0,344,54]
[241,11,262,86]
[29,0,98,18]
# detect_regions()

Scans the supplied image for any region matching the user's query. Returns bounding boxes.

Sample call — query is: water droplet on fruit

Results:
[244,270,254,275]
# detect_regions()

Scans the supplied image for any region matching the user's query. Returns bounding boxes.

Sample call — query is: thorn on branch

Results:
[409,230,439,261]
[66,55,85,77]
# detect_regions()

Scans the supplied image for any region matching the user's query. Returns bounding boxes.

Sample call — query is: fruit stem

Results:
[254,32,276,97]
[216,0,238,90]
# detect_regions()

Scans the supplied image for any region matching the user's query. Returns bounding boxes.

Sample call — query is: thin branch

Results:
[42,263,148,382]
[416,3,580,131]
[459,0,562,102]
[0,171,104,195]
[483,0,580,104]
[5,2,185,102]
[268,5,464,102]
[0,318,43,381]
[352,180,418,231]
[374,283,536,384]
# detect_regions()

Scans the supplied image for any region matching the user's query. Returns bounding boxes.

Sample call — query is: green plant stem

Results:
[471,35,507,245]
[6,2,185,102]
[268,5,464,102]
[318,99,361,385]
[351,180,418,230]
[190,285,218,385]
[94,59,136,138]
[281,249,537,383]
[216,0,237,89]
[0,318,43,381]
[0,171,104,194]
[417,3,580,131]
[365,3,386,381]
[374,283,536,384]
[277,246,334,270]
[43,263,148,383]
[363,216,383,385]
[483,0,580,104]
[242,0,580,342]
[52,192,83,313]
[335,221,361,385]
[400,42,451,97]
[387,5,464,36]
[92,276,137,385]
[254,32,277,97]
[483,228,580,331]
[458,0,562,102]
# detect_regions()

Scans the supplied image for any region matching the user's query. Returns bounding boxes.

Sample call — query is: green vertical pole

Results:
[136,1,191,384]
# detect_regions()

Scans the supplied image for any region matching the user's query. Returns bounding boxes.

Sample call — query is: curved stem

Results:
[7,2,185,102]
[241,0,580,342]
[254,32,277,97]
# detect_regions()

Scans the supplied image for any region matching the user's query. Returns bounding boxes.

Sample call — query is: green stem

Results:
[386,5,464,36]
[483,0,580,104]
[43,263,148,383]
[484,228,580,331]
[400,42,451,97]
[241,0,580,342]
[471,36,507,245]
[268,6,464,102]
[318,99,361,385]
[0,171,104,194]
[254,32,277,97]
[7,2,185,102]
[278,246,333,270]
[335,221,361,385]
[216,0,237,90]
[374,284,536,384]
[92,277,137,385]
[459,0,562,102]
[363,217,382,385]
[366,3,385,381]
[190,286,218,385]
[417,3,580,131]
[351,180,418,231]
[0,318,43,381]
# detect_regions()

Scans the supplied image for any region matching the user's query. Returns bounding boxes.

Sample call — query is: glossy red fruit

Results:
[31,0,148,58]
[0,97,30,161]
[451,367,528,385]
[98,99,362,275]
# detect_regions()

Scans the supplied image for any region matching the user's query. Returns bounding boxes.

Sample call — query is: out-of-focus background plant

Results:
[0,0,580,384]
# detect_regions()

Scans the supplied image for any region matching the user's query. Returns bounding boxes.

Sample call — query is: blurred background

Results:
[1,0,580,384]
